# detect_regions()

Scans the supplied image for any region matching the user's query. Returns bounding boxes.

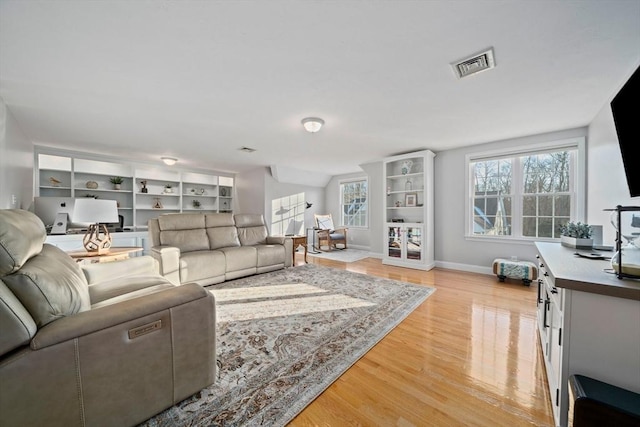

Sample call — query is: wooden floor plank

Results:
[289,255,553,426]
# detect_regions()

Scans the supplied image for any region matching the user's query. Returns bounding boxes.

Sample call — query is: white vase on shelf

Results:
[401,160,413,175]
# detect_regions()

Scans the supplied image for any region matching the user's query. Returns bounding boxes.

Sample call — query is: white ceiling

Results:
[1,1,639,177]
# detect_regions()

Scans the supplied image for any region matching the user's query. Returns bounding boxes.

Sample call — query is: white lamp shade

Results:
[72,199,119,223]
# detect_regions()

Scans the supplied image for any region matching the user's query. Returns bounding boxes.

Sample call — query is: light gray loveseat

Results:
[0,209,216,427]
[148,213,292,286]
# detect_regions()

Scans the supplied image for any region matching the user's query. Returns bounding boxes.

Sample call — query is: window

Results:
[340,179,368,227]
[466,138,585,240]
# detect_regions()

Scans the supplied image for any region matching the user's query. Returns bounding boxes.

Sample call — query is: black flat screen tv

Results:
[610,64,640,198]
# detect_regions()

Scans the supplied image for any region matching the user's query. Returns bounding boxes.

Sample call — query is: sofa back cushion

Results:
[0,209,47,277]
[0,279,37,355]
[3,244,91,328]
[204,213,240,249]
[207,227,240,250]
[235,214,268,246]
[158,213,209,252]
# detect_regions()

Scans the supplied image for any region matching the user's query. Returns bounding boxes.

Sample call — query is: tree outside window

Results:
[341,179,367,227]
[469,143,580,240]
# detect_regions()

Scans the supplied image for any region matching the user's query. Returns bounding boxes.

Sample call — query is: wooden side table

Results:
[290,235,307,265]
[67,247,144,264]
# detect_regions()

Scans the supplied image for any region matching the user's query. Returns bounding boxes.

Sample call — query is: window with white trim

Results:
[467,138,585,240]
[340,179,368,227]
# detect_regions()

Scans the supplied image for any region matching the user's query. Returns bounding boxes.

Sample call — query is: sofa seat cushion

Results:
[90,283,175,309]
[253,244,286,268]
[89,275,174,305]
[219,246,257,272]
[3,244,91,327]
[179,250,226,283]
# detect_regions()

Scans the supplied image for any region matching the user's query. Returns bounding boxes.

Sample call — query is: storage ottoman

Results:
[492,258,538,286]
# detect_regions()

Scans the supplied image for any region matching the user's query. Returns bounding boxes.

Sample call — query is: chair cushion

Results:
[314,214,335,230]
[3,244,91,328]
[0,209,47,276]
[88,275,173,305]
[329,232,346,240]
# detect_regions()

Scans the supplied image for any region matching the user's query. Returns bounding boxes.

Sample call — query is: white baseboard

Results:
[435,260,493,276]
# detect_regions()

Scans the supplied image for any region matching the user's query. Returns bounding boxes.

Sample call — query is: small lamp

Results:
[72,199,119,254]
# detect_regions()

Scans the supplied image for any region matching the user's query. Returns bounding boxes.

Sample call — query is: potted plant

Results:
[560,221,593,249]
[192,199,201,209]
[109,176,124,190]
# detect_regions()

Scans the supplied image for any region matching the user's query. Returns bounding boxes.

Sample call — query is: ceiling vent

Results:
[451,47,496,79]
[239,146,256,153]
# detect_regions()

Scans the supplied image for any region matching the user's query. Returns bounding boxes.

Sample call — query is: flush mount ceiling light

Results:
[161,157,177,166]
[451,47,496,79]
[301,117,325,133]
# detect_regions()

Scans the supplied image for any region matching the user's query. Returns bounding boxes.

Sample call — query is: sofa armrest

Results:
[81,256,160,285]
[266,235,285,245]
[150,245,181,285]
[30,283,211,350]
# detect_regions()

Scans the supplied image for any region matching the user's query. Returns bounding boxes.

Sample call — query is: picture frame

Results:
[405,193,417,207]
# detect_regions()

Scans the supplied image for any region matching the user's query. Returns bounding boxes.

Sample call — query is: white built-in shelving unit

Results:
[383,150,435,270]
[35,152,234,232]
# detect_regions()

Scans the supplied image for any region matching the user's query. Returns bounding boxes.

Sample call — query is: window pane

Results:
[523,196,536,216]
[471,145,578,240]
[539,195,553,216]
[555,195,570,216]
[554,217,570,238]
[523,217,537,237]
[340,179,367,227]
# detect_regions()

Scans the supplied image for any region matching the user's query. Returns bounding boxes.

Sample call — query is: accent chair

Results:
[314,213,347,251]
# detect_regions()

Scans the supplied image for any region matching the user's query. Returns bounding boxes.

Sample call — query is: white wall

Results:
[435,127,588,273]
[0,98,33,209]
[235,167,267,215]
[586,83,640,246]
[236,166,326,236]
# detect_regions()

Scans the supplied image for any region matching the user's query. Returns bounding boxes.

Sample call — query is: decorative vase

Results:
[560,235,593,249]
[401,160,413,175]
[405,179,412,191]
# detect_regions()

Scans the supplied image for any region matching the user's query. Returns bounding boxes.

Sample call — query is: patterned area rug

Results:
[306,248,371,263]
[141,264,434,427]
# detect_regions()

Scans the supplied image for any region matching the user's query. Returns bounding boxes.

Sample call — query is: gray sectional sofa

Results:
[149,213,292,286]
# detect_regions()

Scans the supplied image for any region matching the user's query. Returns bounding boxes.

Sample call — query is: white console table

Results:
[535,242,640,427]
[46,231,150,255]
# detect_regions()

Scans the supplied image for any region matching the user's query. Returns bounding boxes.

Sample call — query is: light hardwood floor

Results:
[288,254,554,427]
